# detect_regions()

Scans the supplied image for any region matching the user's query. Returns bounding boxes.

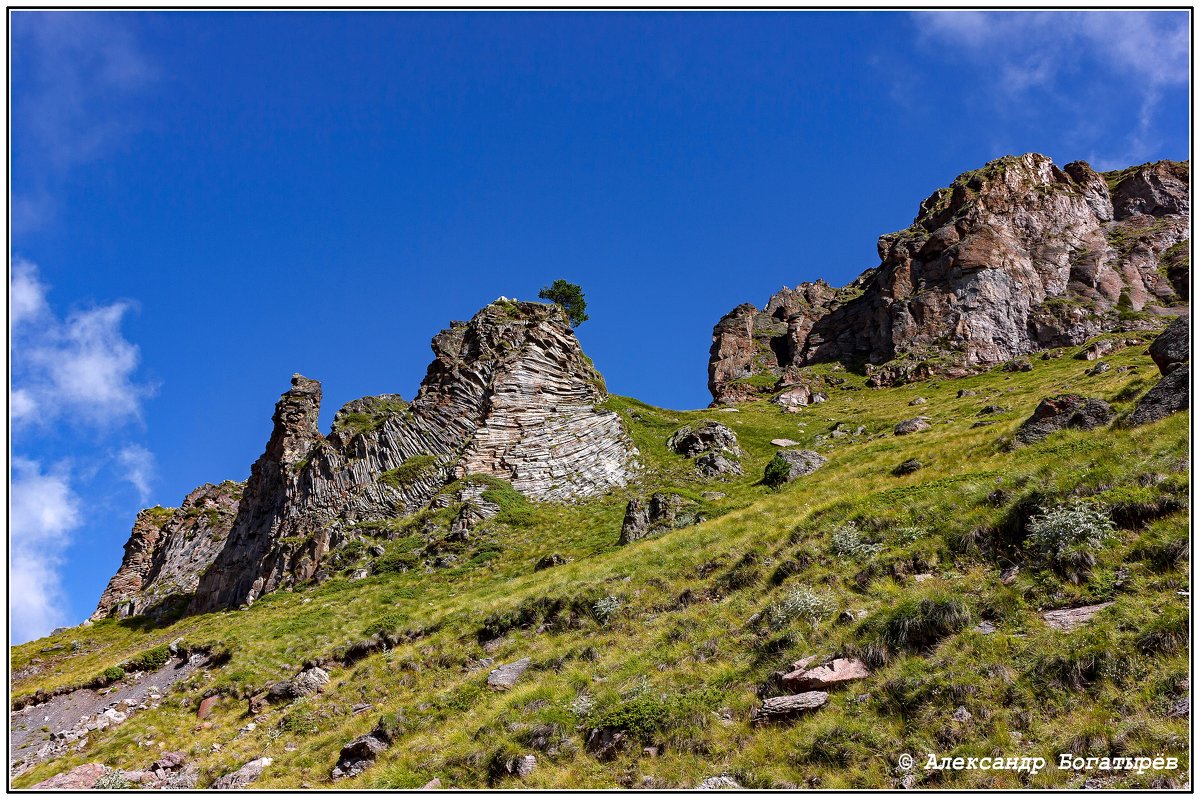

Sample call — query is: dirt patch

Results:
[9,653,209,779]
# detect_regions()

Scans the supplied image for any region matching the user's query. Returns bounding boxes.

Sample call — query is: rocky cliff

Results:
[91,482,243,620]
[709,154,1189,403]
[95,300,638,618]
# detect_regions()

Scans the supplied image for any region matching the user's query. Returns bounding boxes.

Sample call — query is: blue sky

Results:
[9,10,1190,642]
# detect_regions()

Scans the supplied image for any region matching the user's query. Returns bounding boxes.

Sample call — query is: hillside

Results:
[9,154,1190,791]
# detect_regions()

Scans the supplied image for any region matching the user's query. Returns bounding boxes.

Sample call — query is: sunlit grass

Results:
[11,330,1189,789]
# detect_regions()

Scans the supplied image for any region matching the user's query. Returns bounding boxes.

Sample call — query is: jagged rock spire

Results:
[95,300,639,618]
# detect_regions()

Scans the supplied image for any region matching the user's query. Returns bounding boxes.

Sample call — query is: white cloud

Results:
[116,445,156,505]
[11,259,155,430]
[11,257,49,327]
[914,11,1187,87]
[911,11,1189,166]
[10,458,82,643]
[9,261,159,641]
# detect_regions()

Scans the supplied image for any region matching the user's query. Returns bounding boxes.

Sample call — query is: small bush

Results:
[593,595,622,625]
[767,586,834,629]
[569,693,595,718]
[374,546,421,573]
[829,522,882,559]
[1026,499,1116,583]
[98,666,126,684]
[125,644,171,672]
[539,279,589,327]
[763,454,792,488]
[584,688,720,744]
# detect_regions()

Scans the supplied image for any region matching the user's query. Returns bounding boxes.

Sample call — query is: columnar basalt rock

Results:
[97,300,638,618]
[708,155,1190,401]
[91,482,243,620]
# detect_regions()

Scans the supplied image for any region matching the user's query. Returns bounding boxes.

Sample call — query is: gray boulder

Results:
[1149,316,1188,374]
[487,658,532,690]
[696,451,743,478]
[617,498,650,544]
[667,422,741,458]
[771,449,827,483]
[894,417,932,436]
[752,691,829,723]
[1129,366,1189,426]
[331,735,388,779]
[212,757,272,789]
[618,493,697,545]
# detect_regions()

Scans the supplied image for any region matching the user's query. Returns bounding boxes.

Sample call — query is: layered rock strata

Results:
[96,300,638,618]
[91,482,243,620]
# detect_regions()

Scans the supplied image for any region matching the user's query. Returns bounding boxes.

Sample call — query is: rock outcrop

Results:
[1130,315,1190,426]
[667,421,743,477]
[709,155,1190,402]
[617,493,701,545]
[91,482,243,620]
[1013,395,1114,446]
[96,300,638,618]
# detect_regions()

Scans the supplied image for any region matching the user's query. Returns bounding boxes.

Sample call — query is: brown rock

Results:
[1077,339,1120,361]
[1013,394,1114,446]
[707,154,1189,399]
[781,657,869,692]
[31,763,107,790]
[197,695,218,719]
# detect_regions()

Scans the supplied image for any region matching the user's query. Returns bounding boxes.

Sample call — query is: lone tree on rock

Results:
[539,279,589,327]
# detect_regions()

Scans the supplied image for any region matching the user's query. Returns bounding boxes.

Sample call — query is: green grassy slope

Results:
[11,331,1190,789]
